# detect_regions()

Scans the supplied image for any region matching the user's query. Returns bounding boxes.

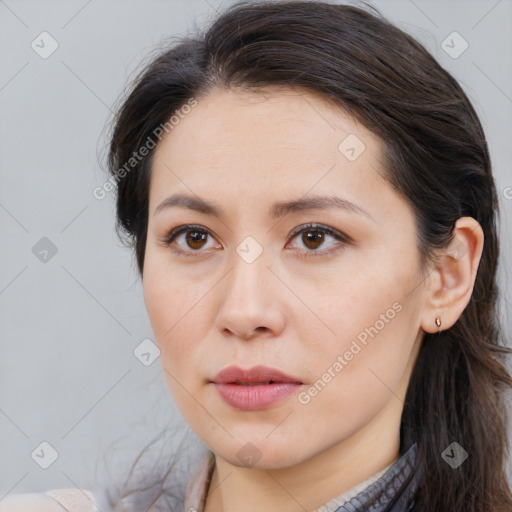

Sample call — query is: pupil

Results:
[304,230,323,249]
[187,230,206,249]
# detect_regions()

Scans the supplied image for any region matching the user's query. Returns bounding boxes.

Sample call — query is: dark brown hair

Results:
[104,1,512,510]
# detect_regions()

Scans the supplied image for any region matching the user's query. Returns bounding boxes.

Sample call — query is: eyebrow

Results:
[154,193,375,222]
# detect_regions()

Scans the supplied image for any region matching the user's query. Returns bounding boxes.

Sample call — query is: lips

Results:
[211,365,303,385]
[210,365,303,410]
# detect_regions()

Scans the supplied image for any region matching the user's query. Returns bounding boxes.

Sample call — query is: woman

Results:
[2,1,511,511]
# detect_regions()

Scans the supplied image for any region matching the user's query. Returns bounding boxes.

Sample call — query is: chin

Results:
[213,436,311,470]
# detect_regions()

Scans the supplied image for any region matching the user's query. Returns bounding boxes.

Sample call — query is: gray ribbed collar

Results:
[332,442,421,512]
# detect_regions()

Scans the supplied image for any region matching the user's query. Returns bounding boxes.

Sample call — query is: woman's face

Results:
[143,87,428,469]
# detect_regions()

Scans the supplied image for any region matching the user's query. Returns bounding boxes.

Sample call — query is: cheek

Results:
[143,263,203,367]
[142,269,225,411]
[144,271,211,414]
[309,292,419,409]
[143,248,205,336]
[299,258,420,380]
[293,302,417,445]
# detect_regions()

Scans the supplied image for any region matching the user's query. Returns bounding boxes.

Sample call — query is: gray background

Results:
[1,0,511,497]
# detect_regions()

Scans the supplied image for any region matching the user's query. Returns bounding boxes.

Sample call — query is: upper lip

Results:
[211,365,303,385]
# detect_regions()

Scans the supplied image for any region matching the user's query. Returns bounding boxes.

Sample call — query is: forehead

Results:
[149,86,391,216]
[155,85,375,152]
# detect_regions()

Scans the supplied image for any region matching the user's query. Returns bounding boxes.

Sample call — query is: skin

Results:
[142,86,484,512]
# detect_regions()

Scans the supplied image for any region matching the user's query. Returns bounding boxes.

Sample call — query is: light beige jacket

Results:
[0,489,98,511]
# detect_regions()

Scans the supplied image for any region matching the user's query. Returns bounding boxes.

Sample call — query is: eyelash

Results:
[159,223,351,259]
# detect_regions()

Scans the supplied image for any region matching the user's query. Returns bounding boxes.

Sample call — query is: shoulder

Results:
[0,488,98,512]
[0,492,67,511]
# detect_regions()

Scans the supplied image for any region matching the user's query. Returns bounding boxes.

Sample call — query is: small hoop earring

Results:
[435,316,442,329]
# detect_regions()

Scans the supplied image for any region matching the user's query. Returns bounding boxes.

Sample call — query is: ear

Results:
[420,217,484,334]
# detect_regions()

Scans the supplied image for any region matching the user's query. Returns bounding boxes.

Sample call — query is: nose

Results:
[214,248,286,341]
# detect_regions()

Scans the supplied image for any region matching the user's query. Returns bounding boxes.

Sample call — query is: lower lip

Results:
[212,382,302,410]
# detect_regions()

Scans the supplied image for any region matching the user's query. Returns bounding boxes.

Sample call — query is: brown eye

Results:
[163,225,221,256]
[162,223,349,258]
[287,223,350,258]
[301,229,325,250]
[185,229,208,250]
